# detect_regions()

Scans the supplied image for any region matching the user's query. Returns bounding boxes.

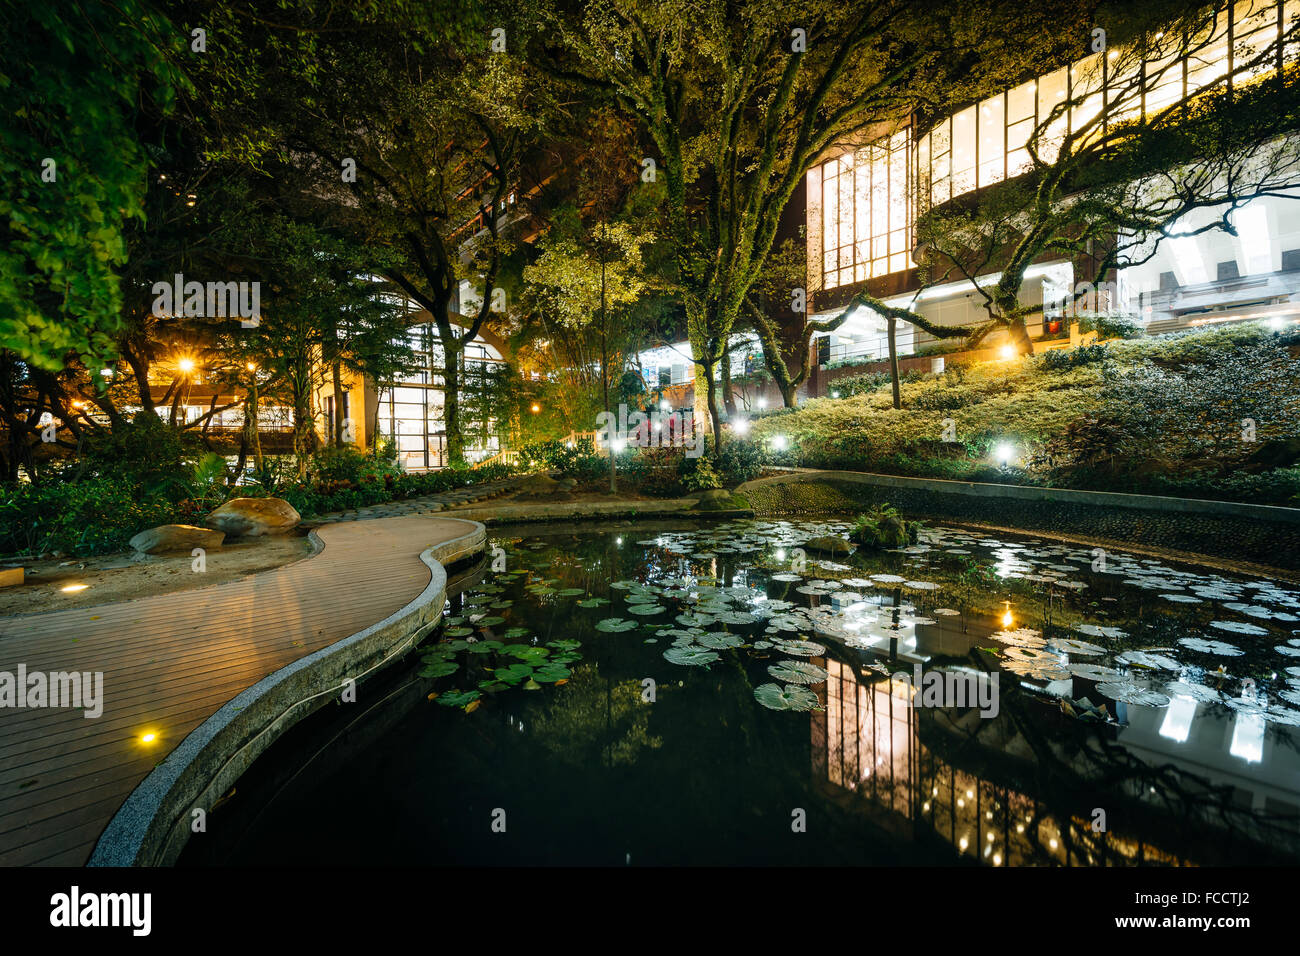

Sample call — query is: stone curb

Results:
[740,469,1300,523]
[86,519,486,867]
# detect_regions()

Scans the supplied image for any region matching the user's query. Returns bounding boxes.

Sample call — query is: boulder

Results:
[692,490,749,512]
[805,535,852,557]
[204,497,300,537]
[130,524,225,555]
[694,488,732,503]
[513,473,573,501]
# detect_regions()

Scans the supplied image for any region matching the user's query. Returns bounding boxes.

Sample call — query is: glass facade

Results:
[807,127,912,292]
[916,0,1294,210]
[808,1,1296,297]
[376,323,503,470]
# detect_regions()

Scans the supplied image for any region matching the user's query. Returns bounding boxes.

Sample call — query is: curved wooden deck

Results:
[0,514,480,866]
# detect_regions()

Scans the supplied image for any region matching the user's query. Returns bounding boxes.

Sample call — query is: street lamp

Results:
[178,357,196,375]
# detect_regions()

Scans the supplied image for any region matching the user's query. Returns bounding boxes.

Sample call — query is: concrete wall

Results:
[738,470,1300,572]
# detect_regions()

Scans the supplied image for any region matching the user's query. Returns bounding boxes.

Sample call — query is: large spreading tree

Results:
[539,0,1096,440]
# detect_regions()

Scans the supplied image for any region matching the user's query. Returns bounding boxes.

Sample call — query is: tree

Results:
[542,0,1091,447]
[521,110,668,487]
[214,1,550,467]
[0,0,187,371]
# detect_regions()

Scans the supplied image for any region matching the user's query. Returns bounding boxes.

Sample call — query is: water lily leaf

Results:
[557,588,586,597]
[465,640,503,654]
[436,690,480,708]
[754,683,820,711]
[577,598,609,608]
[548,639,582,650]
[626,603,666,616]
[419,660,459,678]
[476,616,506,626]
[771,637,827,657]
[768,660,829,685]
[663,646,720,666]
[596,617,639,632]
[492,663,534,685]
[504,627,530,639]
[533,663,571,683]
[697,631,745,649]
[444,627,474,638]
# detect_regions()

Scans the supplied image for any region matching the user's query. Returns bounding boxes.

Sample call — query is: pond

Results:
[180,517,1300,867]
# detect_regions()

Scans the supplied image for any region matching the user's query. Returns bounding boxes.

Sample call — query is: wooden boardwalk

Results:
[0,514,478,866]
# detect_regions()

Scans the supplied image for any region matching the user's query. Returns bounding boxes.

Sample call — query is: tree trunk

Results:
[1008,315,1035,355]
[600,232,617,492]
[703,355,723,459]
[444,347,463,467]
[887,316,902,410]
[247,375,264,473]
[721,345,736,416]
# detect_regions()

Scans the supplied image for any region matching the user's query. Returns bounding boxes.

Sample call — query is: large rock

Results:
[513,474,573,501]
[693,488,732,504]
[130,524,225,555]
[805,535,852,557]
[204,497,300,537]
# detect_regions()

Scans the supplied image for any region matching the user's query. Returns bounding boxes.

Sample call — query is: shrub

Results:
[0,478,179,557]
[715,439,769,484]
[518,437,607,480]
[1037,343,1110,371]
[618,446,683,496]
[850,504,917,549]
[678,456,722,492]
[1077,313,1144,340]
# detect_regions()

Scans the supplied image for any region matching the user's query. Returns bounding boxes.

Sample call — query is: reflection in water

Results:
[183,517,1300,867]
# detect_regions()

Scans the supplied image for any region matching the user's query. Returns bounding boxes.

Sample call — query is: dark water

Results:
[181,518,1300,866]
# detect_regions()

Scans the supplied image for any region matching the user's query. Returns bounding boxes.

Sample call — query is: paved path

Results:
[0,513,482,866]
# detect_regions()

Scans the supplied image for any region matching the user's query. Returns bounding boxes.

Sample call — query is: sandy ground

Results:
[0,533,316,617]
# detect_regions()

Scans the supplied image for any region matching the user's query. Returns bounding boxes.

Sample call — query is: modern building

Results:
[805,0,1300,364]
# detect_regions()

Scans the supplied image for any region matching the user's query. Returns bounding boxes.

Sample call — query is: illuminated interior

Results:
[806,128,912,292]
[916,1,1294,210]
[376,325,504,470]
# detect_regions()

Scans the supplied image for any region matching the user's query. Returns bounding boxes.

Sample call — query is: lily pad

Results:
[596,617,639,632]
[419,660,459,678]
[663,646,720,666]
[767,660,829,685]
[753,683,820,711]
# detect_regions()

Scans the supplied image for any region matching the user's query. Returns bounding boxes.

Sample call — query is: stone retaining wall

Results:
[738,471,1300,572]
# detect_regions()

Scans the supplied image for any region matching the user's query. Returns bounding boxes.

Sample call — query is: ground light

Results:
[60,584,89,593]
[178,357,195,374]
[139,732,158,745]
[999,344,1016,360]
[995,442,1014,465]
[612,439,626,452]
[732,418,750,435]
[770,435,787,450]
[530,403,540,413]
[1001,601,1014,628]
[757,397,767,409]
